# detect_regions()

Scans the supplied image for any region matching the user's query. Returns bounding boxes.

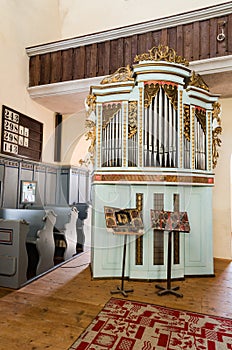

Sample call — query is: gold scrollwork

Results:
[79,119,96,167]
[144,82,178,110]
[212,101,222,169]
[136,193,143,265]
[188,71,209,91]
[79,94,97,167]
[102,103,122,128]
[195,107,206,134]
[212,101,222,126]
[100,65,134,84]
[85,94,96,116]
[128,101,138,138]
[144,83,160,108]
[184,105,190,142]
[212,127,222,169]
[163,83,178,110]
[134,45,189,66]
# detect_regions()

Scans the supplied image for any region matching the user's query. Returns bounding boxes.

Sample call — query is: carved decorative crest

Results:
[134,45,189,66]
[100,65,134,84]
[188,71,209,91]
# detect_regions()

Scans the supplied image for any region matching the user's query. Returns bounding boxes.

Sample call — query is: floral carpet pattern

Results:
[69,298,232,349]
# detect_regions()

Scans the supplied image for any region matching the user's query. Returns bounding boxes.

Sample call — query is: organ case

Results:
[84,45,222,279]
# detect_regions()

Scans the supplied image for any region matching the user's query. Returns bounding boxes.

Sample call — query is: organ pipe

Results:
[143,86,178,168]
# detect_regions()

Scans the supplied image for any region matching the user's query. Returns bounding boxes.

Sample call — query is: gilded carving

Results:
[191,106,195,169]
[102,103,122,128]
[212,101,222,126]
[123,103,127,167]
[144,82,178,109]
[188,71,209,91]
[212,102,222,169]
[79,119,96,167]
[144,82,160,108]
[212,127,222,169]
[134,45,189,67]
[85,94,96,116]
[163,83,178,110]
[139,87,143,167]
[128,101,138,138]
[100,65,134,84]
[208,112,212,171]
[136,193,143,265]
[97,105,101,167]
[195,107,206,134]
[184,105,190,142]
[79,95,97,167]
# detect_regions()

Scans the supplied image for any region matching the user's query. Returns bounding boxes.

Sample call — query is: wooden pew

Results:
[72,203,89,253]
[35,210,57,275]
[0,219,29,289]
[0,209,56,280]
[47,207,79,262]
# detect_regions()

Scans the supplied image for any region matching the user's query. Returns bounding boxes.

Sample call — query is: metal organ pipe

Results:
[172,105,177,167]
[158,88,163,167]
[143,86,177,168]
[194,115,206,170]
[154,96,158,167]
[102,110,122,167]
[150,99,154,166]
[168,99,173,167]
[164,91,168,167]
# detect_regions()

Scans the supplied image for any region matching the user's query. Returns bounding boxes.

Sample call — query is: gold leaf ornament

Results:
[134,45,189,66]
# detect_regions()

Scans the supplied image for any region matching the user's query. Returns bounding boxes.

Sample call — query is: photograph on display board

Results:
[104,206,144,235]
[150,210,190,233]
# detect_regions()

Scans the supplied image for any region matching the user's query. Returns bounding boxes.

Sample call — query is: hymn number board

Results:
[1,105,43,161]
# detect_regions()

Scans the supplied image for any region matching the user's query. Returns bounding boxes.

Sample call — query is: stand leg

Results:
[111,234,134,297]
[155,231,183,298]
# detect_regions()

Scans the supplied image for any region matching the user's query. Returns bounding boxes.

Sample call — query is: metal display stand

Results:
[111,234,134,297]
[155,230,183,297]
[150,210,190,298]
[104,207,144,297]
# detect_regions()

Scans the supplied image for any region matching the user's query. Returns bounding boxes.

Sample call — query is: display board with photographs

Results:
[150,210,190,233]
[104,206,144,235]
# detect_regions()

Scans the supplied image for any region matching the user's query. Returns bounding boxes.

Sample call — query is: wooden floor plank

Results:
[0,251,231,349]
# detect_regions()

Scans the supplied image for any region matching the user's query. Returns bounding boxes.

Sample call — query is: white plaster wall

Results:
[61,110,87,164]
[213,97,232,259]
[0,0,61,163]
[59,0,230,38]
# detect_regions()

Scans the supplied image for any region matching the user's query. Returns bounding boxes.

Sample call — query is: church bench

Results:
[0,208,56,281]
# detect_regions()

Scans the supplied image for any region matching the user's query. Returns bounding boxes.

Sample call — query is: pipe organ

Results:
[84,45,222,280]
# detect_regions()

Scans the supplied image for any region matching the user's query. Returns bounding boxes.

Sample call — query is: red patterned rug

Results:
[69,298,232,350]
